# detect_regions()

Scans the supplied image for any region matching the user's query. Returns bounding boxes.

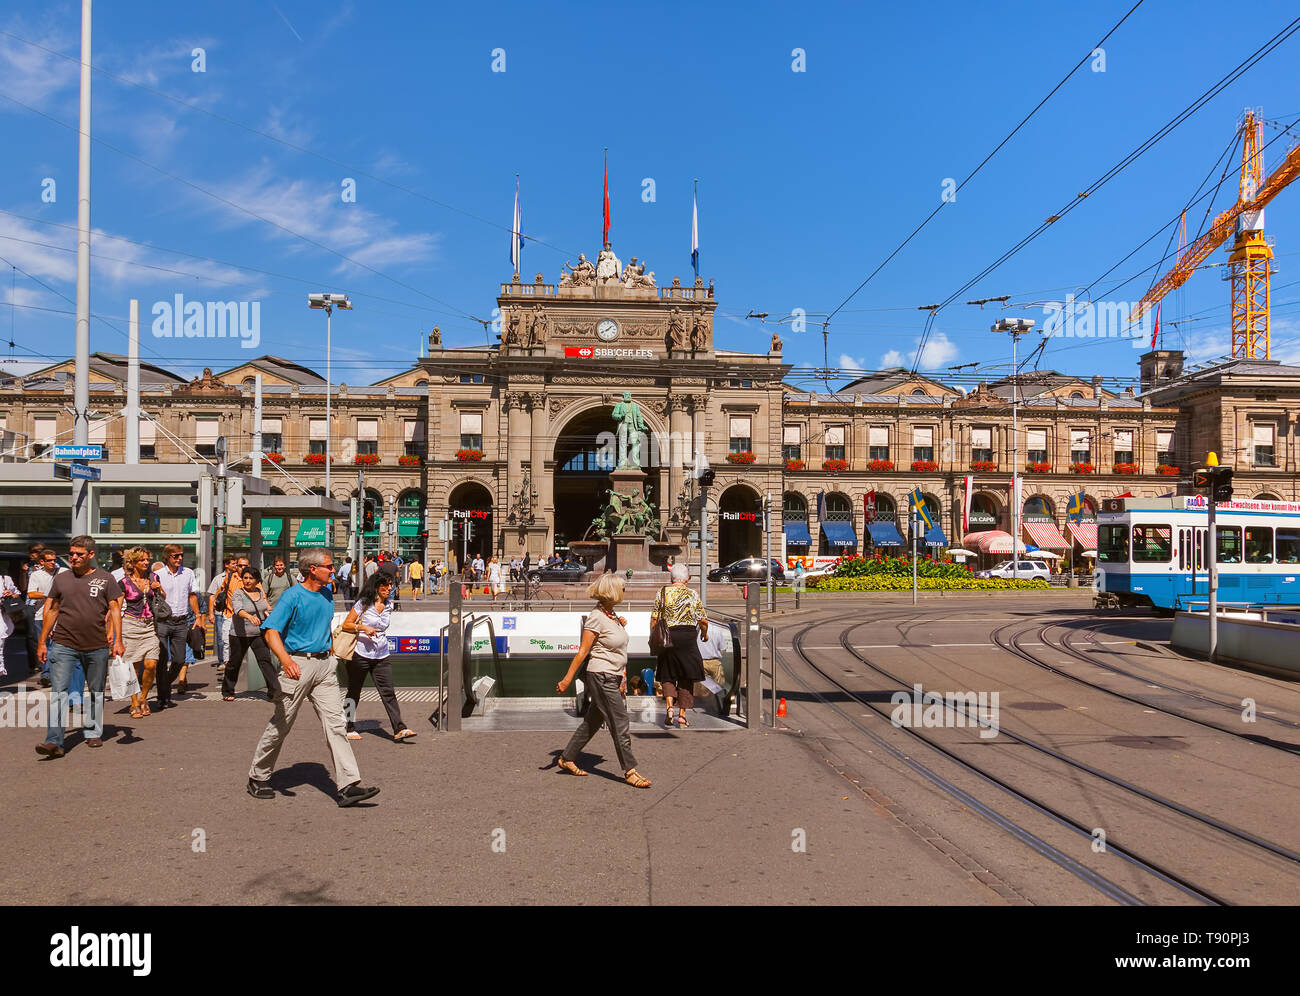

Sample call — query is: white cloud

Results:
[880,349,904,367]
[879,332,959,371]
[839,353,864,372]
[0,21,78,114]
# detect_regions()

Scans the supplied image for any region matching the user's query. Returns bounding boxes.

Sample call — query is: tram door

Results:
[1175,526,1196,606]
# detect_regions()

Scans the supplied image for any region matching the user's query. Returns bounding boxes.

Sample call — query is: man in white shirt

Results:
[156,544,204,708]
[26,550,59,687]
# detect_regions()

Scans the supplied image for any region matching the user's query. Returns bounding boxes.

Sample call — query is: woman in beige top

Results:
[555,573,651,788]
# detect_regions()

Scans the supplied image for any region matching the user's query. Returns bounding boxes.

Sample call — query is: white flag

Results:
[510,177,522,274]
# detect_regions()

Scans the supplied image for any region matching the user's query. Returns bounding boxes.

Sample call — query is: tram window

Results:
[1132,524,1172,563]
[1244,527,1273,564]
[1216,526,1242,564]
[1098,525,1129,563]
[1277,529,1300,564]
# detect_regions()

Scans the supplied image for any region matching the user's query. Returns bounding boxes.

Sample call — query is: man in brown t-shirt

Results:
[35,535,123,757]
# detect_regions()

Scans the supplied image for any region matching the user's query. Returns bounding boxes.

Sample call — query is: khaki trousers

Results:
[248,653,360,791]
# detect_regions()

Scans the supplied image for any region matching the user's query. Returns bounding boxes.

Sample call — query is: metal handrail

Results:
[460,613,502,717]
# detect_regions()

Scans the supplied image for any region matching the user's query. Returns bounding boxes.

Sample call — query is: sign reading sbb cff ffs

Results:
[564,346,657,359]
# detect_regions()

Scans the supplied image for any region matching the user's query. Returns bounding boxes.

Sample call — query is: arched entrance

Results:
[396,489,426,564]
[783,491,810,557]
[448,481,493,570]
[719,484,762,565]
[968,493,1000,532]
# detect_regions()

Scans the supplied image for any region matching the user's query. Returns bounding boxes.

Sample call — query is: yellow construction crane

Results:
[1134,109,1300,359]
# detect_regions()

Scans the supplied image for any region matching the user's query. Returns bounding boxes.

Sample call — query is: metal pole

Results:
[744,582,761,729]
[765,491,774,611]
[699,484,709,614]
[325,306,332,497]
[215,456,227,575]
[125,299,139,464]
[447,578,463,731]
[356,466,364,577]
[1011,329,1019,582]
[71,0,92,536]
[912,509,918,606]
[252,374,262,479]
[1208,497,1218,662]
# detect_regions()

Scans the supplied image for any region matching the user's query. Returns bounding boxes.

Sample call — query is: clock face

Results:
[596,318,619,342]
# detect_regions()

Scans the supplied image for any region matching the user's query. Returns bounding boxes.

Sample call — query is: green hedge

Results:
[828,554,974,580]
[808,576,1049,592]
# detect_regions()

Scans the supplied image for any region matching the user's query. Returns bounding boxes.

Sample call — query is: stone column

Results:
[528,392,550,553]
[668,395,690,525]
[504,392,529,499]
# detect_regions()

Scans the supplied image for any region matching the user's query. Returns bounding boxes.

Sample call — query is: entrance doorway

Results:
[553,407,655,556]
[448,481,492,571]
[718,485,762,566]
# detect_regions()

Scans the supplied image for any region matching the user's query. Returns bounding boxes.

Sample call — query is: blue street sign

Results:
[69,463,101,482]
[52,444,103,460]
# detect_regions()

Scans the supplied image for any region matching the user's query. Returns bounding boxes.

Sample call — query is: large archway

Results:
[448,481,493,570]
[719,484,762,566]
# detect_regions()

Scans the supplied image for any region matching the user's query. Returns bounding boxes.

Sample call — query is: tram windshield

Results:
[1279,528,1300,564]
[1216,526,1242,564]
[1244,527,1273,564]
[1132,524,1172,563]
[1098,524,1129,563]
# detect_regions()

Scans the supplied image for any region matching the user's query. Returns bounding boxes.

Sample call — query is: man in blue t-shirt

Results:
[246,548,379,808]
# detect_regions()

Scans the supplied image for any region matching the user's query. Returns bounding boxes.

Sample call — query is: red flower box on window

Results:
[353,453,380,466]
[822,458,849,472]
[968,460,997,472]
[784,458,805,471]
[910,460,939,472]
[1113,462,1138,475]
[1027,461,1051,473]
[303,453,328,466]
[727,451,757,464]
[456,448,485,462]
[866,459,894,472]
[1156,464,1179,476]
[1069,461,1095,474]
[398,454,422,468]
[262,451,284,465]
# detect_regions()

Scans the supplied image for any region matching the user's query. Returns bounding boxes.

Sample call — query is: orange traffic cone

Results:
[776,697,787,718]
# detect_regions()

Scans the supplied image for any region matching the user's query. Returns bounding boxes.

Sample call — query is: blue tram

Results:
[1096,496,1300,612]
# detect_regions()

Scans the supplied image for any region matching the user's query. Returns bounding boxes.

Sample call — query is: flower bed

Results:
[809,575,1050,592]
[866,459,894,472]
[910,460,939,473]
[822,458,849,472]
[968,460,997,472]
[784,458,805,471]
[1112,462,1138,475]
[456,448,485,462]
[1026,462,1051,473]
[353,453,380,466]
[727,451,757,464]
[303,453,328,466]
[1156,464,1180,476]
[398,454,422,467]
[830,553,971,580]
[262,451,284,465]
[1069,462,1095,474]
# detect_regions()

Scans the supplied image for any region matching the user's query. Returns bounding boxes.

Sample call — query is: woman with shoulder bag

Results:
[116,547,161,718]
[223,567,281,702]
[651,562,708,728]
[340,572,415,743]
[555,574,651,788]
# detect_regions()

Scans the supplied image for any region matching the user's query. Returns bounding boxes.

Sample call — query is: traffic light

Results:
[1212,467,1233,504]
[362,499,376,532]
[1192,469,1212,489]
[697,467,716,488]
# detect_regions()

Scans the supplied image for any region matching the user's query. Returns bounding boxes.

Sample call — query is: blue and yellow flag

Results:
[911,487,933,529]
[1067,491,1086,523]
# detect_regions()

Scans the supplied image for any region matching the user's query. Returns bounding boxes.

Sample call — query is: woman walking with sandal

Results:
[339,572,416,743]
[555,574,651,788]
[119,547,160,719]
[223,567,281,702]
[651,563,708,728]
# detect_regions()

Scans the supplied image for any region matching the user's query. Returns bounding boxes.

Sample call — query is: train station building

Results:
[2,245,1300,575]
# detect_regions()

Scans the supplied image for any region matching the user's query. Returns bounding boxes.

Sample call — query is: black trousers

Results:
[155,617,191,704]
[22,602,42,675]
[343,656,406,735]
[223,631,281,699]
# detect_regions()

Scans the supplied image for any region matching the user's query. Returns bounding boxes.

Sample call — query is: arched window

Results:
[824,492,852,521]
[783,492,808,521]
[874,493,897,521]
[1023,495,1054,519]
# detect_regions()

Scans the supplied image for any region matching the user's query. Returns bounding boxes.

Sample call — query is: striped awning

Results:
[1067,521,1098,550]
[963,530,1025,555]
[1022,521,1071,550]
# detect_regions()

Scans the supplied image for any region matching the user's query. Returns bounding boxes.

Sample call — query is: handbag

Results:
[331,621,357,661]
[649,586,672,654]
[108,653,141,701]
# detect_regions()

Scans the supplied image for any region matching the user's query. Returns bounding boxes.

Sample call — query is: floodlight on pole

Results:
[992,317,1039,581]
[308,293,352,498]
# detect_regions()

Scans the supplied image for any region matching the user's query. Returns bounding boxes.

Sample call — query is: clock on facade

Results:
[596,318,619,342]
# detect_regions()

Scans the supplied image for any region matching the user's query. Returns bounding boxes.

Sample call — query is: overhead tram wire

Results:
[823,0,1149,331]
[0,90,479,324]
[0,29,580,261]
[906,15,1300,375]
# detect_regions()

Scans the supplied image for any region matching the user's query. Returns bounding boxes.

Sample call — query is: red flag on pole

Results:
[602,154,611,245]
[1150,301,1161,350]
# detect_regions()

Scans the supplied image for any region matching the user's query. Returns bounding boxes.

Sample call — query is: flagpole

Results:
[691,178,699,280]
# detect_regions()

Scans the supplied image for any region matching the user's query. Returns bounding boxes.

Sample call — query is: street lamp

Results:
[308,293,352,497]
[992,317,1038,581]
[507,467,538,526]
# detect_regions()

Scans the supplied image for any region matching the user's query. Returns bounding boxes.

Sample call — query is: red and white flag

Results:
[602,155,611,245]
[1150,301,1161,350]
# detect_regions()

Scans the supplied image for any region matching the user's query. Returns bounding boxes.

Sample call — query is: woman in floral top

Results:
[119,546,161,719]
[651,563,708,727]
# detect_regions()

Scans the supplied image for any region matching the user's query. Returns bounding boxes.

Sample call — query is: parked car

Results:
[707,558,786,583]
[526,561,589,583]
[976,560,1051,582]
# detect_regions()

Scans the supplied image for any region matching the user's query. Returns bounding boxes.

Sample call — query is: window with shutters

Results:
[1027,428,1048,465]
[1113,429,1133,465]
[1070,428,1091,465]
[33,415,57,458]
[459,412,483,451]
[1253,423,1276,467]
[971,427,992,464]
[912,426,934,463]
[139,418,157,460]
[868,426,889,461]
[308,417,328,456]
[782,425,801,462]
[357,418,379,456]
[823,425,845,461]
[260,417,283,455]
[1156,429,1174,467]
[194,416,219,458]
[729,415,752,454]
[404,419,425,458]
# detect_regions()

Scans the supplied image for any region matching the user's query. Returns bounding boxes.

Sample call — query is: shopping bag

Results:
[108,654,140,700]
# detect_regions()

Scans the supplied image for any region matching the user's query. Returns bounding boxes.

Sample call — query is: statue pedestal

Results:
[609,534,652,574]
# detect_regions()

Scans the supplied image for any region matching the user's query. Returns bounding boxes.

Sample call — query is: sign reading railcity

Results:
[720,511,757,522]
[451,509,491,519]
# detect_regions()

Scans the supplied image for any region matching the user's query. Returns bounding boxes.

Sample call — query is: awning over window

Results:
[294,518,330,547]
[260,518,283,544]
[867,521,904,547]
[923,524,948,547]
[1022,521,1071,549]
[398,513,422,537]
[1067,521,1098,550]
[783,520,812,545]
[963,530,1025,555]
[821,520,857,547]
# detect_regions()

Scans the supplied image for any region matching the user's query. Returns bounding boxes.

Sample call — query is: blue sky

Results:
[1,0,1299,388]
